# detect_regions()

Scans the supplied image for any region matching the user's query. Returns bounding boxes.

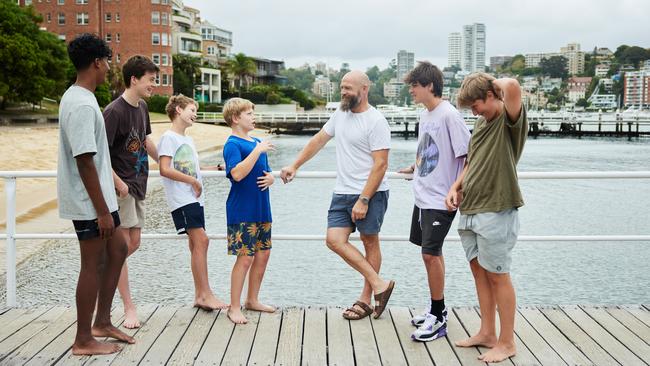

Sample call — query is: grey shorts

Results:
[327,191,389,235]
[458,208,519,273]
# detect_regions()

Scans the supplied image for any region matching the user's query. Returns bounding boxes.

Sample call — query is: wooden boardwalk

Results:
[0,304,648,365]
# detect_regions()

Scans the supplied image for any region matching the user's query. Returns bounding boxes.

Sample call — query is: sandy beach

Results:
[0,119,267,273]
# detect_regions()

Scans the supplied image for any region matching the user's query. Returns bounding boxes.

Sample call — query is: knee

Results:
[325,237,344,252]
[486,271,507,286]
[360,235,379,248]
[193,236,210,251]
[422,254,440,266]
[237,256,254,269]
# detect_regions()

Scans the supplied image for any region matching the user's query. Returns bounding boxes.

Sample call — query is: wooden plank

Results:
[512,309,565,365]
[24,321,76,366]
[84,304,159,366]
[301,306,327,366]
[389,307,434,366]
[540,306,618,366]
[561,305,643,365]
[275,307,304,366]
[581,305,650,364]
[0,308,25,325]
[326,307,354,366]
[109,305,179,365]
[519,306,591,365]
[194,310,235,366]
[622,305,650,328]
[166,308,217,365]
[0,306,51,342]
[0,306,67,362]
[1,307,76,365]
[607,307,650,344]
[446,308,485,366]
[0,307,9,315]
[454,307,516,366]
[248,310,282,366]
[370,307,407,366]
[349,314,381,365]
[406,307,458,366]
[221,309,260,366]
[140,306,198,365]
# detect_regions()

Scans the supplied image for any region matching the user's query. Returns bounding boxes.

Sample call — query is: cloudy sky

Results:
[185,0,650,71]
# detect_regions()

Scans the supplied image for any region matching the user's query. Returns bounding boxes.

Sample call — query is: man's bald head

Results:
[342,70,371,87]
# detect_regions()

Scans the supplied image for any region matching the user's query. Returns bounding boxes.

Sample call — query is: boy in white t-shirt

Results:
[399,61,470,342]
[157,94,227,311]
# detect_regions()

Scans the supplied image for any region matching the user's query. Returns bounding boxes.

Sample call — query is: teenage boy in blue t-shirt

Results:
[223,98,276,324]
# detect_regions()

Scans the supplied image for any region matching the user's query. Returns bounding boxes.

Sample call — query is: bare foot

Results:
[72,339,121,355]
[478,342,516,362]
[195,294,229,311]
[227,308,248,324]
[244,301,276,313]
[92,324,135,344]
[123,307,140,329]
[455,333,497,348]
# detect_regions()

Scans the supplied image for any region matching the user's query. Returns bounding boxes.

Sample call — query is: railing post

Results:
[5,177,17,307]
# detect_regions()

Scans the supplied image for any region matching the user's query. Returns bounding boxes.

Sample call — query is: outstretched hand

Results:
[280,165,296,184]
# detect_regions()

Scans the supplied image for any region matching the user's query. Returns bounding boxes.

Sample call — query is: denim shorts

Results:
[327,191,389,235]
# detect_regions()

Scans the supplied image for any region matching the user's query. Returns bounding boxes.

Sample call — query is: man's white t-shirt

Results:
[157,130,204,211]
[322,106,391,194]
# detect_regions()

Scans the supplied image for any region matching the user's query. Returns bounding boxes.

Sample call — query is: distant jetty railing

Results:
[2,170,650,307]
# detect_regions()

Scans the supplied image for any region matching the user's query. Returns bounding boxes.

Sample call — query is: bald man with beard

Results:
[281,71,396,320]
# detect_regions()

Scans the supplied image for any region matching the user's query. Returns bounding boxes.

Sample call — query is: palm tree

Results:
[227,53,257,96]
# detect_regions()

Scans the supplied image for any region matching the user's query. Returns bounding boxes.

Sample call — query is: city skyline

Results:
[185,0,649,71]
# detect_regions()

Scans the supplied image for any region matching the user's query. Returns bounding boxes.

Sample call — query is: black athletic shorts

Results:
[72,211,121,241]
[409,205,456,256]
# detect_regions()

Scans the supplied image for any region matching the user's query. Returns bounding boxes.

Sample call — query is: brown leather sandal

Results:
[373,280,395,319]
[342,301,373,320]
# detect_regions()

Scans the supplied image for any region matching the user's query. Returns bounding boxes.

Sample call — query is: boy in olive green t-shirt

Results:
[446,73,527,363]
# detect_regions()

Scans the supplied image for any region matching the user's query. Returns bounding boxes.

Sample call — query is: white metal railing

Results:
[3,170,650,307]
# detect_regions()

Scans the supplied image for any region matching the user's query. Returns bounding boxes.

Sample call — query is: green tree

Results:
[280,68,315,91]
[540,56,568,79]
[0,1,72,109]
[227,53,256,96]
[618,46,650,68]
[575,98,589,108]
[172,54,201,97]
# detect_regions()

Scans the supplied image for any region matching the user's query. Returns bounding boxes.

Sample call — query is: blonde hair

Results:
[165,94,197,120]
[223,97,255,126]
[456,72,496,108]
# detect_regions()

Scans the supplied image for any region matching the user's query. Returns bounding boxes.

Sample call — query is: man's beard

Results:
[340,93,360,111]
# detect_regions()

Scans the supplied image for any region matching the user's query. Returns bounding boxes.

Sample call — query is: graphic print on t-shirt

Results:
[125,128,148,178]
[416,132,439,177]
[173,144,197,178]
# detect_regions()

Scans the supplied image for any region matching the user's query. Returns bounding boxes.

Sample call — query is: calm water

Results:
[5,136,650,307]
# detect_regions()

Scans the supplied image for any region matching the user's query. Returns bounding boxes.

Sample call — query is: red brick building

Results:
[20,0,173,95]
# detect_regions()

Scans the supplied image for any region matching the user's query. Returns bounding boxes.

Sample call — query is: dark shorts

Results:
[327,191,389,235]
[227,222,272,256]
[72,211,121,241]
[171,202,205,235]
[409,205,456,256]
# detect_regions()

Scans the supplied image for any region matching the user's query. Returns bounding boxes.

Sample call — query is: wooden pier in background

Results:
[0,304,648,365]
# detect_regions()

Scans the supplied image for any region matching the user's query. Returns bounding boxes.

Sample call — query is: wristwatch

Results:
[359,196,370,205]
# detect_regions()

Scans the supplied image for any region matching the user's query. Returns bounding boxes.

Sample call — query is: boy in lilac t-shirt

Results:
[399,62,470,342]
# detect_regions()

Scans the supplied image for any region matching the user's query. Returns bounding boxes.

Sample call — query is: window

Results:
[161,33,168,46]
[105,13,111,22]
[161,12,168,25]
[116,54,121,63]
[168,33,172,47]
[76,0,88,4]
[152,54,160,65]
[116,33,120,42]
[155,74,160,85]
[151,32,160,45]
[162,74,170,86]
[151,0,159,3]
[161,0,168,4]
[58,34,66,40]
[47,13,51,23]
[77,12,89,25]
[105,33,111,42]
[58,13,65,25]
[57,0,64,4]
[151,11,160,25]
[25,0,32,4]
[115,13,120,22]
[161,54,169,66]
[207,46,215,55]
